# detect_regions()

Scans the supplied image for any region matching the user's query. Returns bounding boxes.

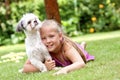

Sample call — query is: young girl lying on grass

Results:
[22,19,94,75]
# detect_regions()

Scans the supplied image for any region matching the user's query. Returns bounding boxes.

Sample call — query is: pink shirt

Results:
[51,43,95,67]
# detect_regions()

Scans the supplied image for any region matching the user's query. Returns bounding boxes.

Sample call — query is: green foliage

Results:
[59,0,120,36]
[76,0,120,33]
[58,0,81,36]
[111,0,120,8]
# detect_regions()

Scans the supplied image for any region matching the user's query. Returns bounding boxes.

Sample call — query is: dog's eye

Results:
[28,21,31,24]
[34,20,37,23]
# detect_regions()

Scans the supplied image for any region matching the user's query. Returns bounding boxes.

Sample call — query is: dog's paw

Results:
[53,67,62,71]
[18,68,23,73]
[41,68,47,72]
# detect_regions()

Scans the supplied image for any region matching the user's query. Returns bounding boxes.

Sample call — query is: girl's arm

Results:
[54,46,85,75]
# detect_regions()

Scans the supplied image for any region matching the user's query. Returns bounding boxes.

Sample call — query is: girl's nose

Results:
[46,38,51,43]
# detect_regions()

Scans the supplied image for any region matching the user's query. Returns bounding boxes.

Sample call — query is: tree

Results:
[44,0,61,24]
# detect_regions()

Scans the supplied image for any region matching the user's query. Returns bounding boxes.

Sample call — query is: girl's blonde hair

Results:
[41,19,63,33]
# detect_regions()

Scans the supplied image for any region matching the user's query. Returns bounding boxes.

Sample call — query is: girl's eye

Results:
[49,35,54,38]
[42,37,46,40]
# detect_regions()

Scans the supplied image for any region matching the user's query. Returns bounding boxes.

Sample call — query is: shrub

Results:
[58,0,120,36]
[77,0,120,33]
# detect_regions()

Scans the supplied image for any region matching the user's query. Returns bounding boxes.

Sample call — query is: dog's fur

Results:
[16,13,52,72]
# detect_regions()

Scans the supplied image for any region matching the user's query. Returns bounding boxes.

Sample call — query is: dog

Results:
[16,13,52,72]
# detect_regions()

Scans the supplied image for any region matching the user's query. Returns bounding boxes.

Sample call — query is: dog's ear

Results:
[16,20,24,32]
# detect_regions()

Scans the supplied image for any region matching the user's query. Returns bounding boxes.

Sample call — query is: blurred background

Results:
[0,0,120,46]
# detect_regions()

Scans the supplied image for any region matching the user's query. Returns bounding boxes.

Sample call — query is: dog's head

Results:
[16,13,41,32]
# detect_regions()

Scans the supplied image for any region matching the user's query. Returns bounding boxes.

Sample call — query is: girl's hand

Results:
[53,68,67,75]
[45,59,55,71]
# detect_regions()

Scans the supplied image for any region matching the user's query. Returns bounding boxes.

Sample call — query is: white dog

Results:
[16,13,52,72]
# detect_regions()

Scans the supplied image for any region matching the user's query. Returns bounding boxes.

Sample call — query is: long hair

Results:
[63,35,87,63]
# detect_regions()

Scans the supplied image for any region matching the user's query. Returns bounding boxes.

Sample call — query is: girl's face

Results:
[40,26,62,53]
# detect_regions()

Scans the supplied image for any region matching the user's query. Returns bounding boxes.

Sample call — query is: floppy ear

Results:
[16,21,24,32]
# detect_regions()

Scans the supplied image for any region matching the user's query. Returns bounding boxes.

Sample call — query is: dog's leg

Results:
[41,45,52,60]
[30,58,47,72]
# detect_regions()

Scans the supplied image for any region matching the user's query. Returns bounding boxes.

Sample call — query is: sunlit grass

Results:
[0,52,25,63]
[0,44,25,56]
[72,30,120,42]
[0,30,120,80]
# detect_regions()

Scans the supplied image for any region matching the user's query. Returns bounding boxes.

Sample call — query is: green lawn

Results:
[0,30,120,80]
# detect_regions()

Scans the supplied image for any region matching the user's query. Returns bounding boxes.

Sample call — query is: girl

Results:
[22,19,94,75]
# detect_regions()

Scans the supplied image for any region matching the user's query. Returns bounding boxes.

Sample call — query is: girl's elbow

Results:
[82,62,86,67]
[78,62,86,68]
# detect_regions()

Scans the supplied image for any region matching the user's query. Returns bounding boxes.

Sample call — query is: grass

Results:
[0,30,120,80]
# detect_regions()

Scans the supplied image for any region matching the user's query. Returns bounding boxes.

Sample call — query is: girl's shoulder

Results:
[63,37,76,52]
